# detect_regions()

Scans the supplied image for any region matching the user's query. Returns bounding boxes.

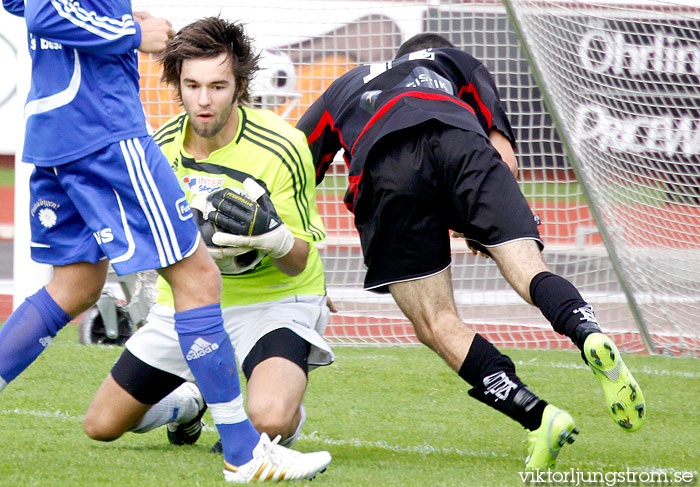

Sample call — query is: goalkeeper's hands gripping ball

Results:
[191,178,294,259]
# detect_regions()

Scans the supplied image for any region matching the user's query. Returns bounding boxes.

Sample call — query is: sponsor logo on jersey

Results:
[39,336,52,348]
[176,196,193,221]
[31,199,61,229]
[37,208,57,228]
[182,175,226,194]
[482,371,518,401]
[93,228,114,244]
[402,67,454,95]
[186,337,220,361]
[29,35,63,51]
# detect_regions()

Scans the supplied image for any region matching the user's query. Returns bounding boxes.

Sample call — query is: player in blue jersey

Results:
[298,33,647,470]
[0,1,329,481]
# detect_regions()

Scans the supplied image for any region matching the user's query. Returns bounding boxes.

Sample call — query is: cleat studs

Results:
[611,404,617,414]
[629,384,637,400]
[604,342,613,351]
[610,351,615,361]
[572,427,579,434]
[618,419,633,429]
[635,404,645,418]
[589,348,603,366]
[616,402,624,411]
[567,435,576,444]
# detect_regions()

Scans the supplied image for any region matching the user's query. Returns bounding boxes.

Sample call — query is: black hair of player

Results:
[394,33,455,59]
[160,16,260,105]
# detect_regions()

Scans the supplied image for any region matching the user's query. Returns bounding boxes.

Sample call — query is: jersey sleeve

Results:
[462,62,517,148]
[24,0,141,55]
[2,0,24,16]
[296,93,342,185]
[269,133,326,244]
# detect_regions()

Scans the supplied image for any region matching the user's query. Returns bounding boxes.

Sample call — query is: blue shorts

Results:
[29,136,200,276]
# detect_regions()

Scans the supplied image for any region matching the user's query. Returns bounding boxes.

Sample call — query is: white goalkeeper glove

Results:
[190,178,294,259]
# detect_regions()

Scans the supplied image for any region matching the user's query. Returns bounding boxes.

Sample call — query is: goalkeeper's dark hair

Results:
[160,16,260,105]
[394,33,455,59]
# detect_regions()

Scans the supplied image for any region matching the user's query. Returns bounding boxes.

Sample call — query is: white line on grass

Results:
[513,359,700,379]
[350,353,700,378]
[300,430,510,459]
[0,407,694,474]
[0,408,82,421]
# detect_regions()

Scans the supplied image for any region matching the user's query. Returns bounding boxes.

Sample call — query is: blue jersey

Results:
[3,0,147,166]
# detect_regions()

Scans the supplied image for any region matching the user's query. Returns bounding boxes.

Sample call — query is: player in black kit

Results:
[297,33,646,470]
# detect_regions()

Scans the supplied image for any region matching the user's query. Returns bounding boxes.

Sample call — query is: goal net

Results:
[502,0,700,355]
[132,0,699,354]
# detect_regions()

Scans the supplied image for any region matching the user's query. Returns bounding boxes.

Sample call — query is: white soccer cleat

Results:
[223,432,331,483]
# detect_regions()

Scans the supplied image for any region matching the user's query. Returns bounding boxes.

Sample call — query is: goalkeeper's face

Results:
[180,53,238,139]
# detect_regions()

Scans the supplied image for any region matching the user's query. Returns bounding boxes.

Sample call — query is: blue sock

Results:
[0,287,71,389]
[174,304,259,465]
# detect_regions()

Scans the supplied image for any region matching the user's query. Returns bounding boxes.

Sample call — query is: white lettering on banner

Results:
[573,104,700,157]
[579,28,700,77]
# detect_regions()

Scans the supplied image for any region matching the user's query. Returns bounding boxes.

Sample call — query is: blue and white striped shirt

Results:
[3,0,147,166]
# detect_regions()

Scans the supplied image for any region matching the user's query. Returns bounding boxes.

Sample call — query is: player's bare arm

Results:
[489,128,518,178]
[136,14,175,53]
[270,238,309,277]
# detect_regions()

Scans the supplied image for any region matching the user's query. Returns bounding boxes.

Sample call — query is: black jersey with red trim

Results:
[296,47,516,211]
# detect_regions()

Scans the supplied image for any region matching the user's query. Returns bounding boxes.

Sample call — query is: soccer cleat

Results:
[211,438,223,455]
[223,432,331,483]
[167,383,207,445]
[583,333,646,432]
[525,405,578,470]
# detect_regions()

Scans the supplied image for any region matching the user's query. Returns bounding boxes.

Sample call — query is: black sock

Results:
[529,271,602,351]
[459,334,547,431]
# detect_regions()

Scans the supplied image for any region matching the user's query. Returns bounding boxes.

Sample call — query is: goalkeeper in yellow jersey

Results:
[83,17,333,480]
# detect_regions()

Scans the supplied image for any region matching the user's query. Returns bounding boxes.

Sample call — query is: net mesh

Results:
[132,0,699,354]
[504,0,700,355]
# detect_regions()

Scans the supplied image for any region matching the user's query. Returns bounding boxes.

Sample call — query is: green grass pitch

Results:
[0,325,698,486]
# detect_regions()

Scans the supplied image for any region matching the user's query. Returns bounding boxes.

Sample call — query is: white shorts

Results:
[125,295,334,382]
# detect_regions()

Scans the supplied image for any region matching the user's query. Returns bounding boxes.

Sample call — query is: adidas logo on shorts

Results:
[186,337,219,361]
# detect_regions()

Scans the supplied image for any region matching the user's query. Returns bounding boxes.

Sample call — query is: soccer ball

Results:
[208,244,266,275]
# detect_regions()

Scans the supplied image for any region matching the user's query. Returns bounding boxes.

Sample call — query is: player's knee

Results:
[82,412,125,442]
[83,285,105,309]
[162,250,222,303]
[413,310,462,349]
[248,399,295,439]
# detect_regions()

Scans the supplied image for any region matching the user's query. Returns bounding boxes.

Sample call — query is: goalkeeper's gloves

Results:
[190,178,295,259]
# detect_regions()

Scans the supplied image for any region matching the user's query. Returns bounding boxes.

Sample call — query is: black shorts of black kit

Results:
[353,121,543,294]
[111,328,311,405]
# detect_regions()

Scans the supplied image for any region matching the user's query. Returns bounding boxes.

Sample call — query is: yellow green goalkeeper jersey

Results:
[153,106,327,306]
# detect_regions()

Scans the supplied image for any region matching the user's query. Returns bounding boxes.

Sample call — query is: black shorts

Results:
[112,328,311,404]
[354,122,542,293]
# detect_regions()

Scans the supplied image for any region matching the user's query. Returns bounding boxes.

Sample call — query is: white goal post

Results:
[10,0,699,355]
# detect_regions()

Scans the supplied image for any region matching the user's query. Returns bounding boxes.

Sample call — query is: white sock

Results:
[130,382,202,434]
[279,404,306,447]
